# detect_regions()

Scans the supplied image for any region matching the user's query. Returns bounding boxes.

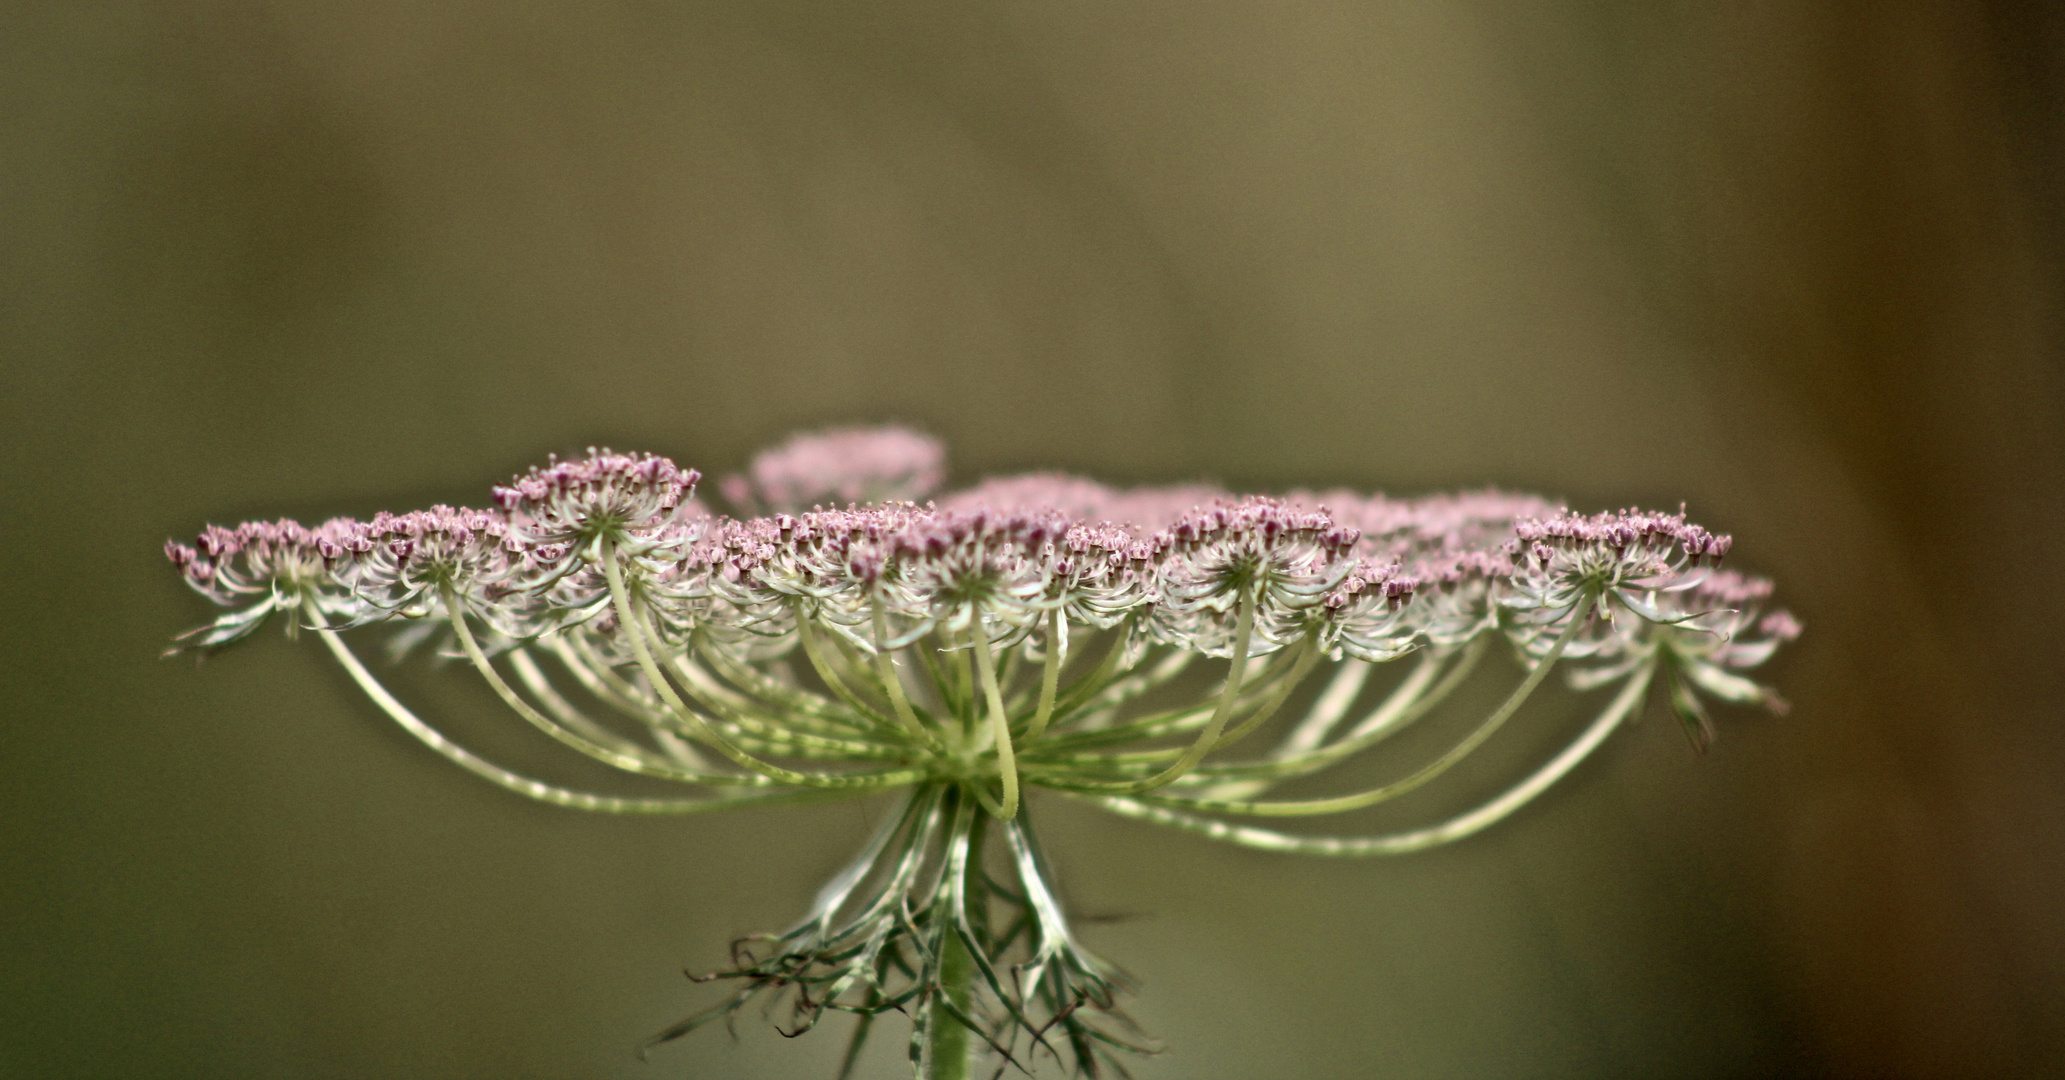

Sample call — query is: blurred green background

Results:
[4,2,2063,1077]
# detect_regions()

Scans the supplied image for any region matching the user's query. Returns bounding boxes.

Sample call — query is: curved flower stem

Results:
[655,654,907,759]
[1049,589,1258,795]
[1194,635,1492,782]
[912,628,961,720]
[943,626,975,725]
[796,609,900,734]
[1272,656,1376,757]
[657,639,869,736]
[544,633,680,723]
[1208,634,1323,751]
[505,647,714,769]
[1341,637,1487,743]
[557,632,887,756]
[1021,648,1317,775]
[872,604,941,751]
[1020,607,1067,744]
[306,603,814,813]
[1090,657,1655,852]
[599,538,925,792]
[1041,625,1138,724]
[685,635,873,732]
[1020,652,1305,761]
[441,586,776,786]
[995,645,1023,709]
[1132,592,1596,817]
[1138,587,1257,792]
[970,623,1019,820]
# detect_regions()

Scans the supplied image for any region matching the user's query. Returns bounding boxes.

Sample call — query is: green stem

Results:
[1207,633,1324,751]
[304,601,812,814]
[440,586,755,785]
[1054,590,1257,794]
[796,609,898,731]
[599,537,924,792]
[1020,607,1066,744]
[929,920,974,1080]
[1086,657,1658,855]
[872,604,940,750]
[1131,591,1598,816]
[970,624,1019,819]
[928,795,986,1080]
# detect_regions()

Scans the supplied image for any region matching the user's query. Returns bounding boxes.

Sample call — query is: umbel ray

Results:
[166,426,1797,1079]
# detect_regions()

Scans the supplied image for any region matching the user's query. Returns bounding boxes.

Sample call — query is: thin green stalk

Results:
[915,628,965,720]
[659,655,906,758]
[1043,628,1158,725]
[1193,635,1491,781]
[663,645,860,735]
[1340,637,1488,743]
[1133,592,1597,816]
[687,634,872,731]
[1020,653,1307,759]
[796,610,899,732]
[872,604,940,750]
[514,639,879,763]
[1207,634,1324,751]
[552,632,684,723]
[1020,607,1067,744]
[504,647,715,769]
[1088,657,1656,854]
[306,601,809,813]
[440,586,766,785]
[599,538,925,792]
[1271,656,1378,757]
[1055,589,1258,795]
[970,623,1019,820]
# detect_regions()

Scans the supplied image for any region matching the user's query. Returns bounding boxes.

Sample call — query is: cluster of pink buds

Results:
[165,426,1797,1079]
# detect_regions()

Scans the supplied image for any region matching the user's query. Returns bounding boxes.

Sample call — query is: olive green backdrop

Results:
[4,2,2062,1077]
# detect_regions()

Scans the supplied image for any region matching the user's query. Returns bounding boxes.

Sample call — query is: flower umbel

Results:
[167,430,1796,1079]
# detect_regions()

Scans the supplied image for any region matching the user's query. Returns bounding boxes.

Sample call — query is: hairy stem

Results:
[929,919,975,1080]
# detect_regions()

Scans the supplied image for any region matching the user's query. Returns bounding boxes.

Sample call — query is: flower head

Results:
[1504,508,1729,634]
[1153,497,1363,655]
[165,517,363,651]
[494,448,697,555]
[721,425,944,514]
[347,506,518,620]
[890,508,1071,639]
[165,425,1796,1078]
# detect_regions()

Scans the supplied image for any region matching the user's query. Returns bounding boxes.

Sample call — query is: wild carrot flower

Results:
[722,424,947,514]
[167,427,1796,1079]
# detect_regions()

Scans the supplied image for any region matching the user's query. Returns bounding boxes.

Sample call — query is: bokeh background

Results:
[5,2,2063,1077]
